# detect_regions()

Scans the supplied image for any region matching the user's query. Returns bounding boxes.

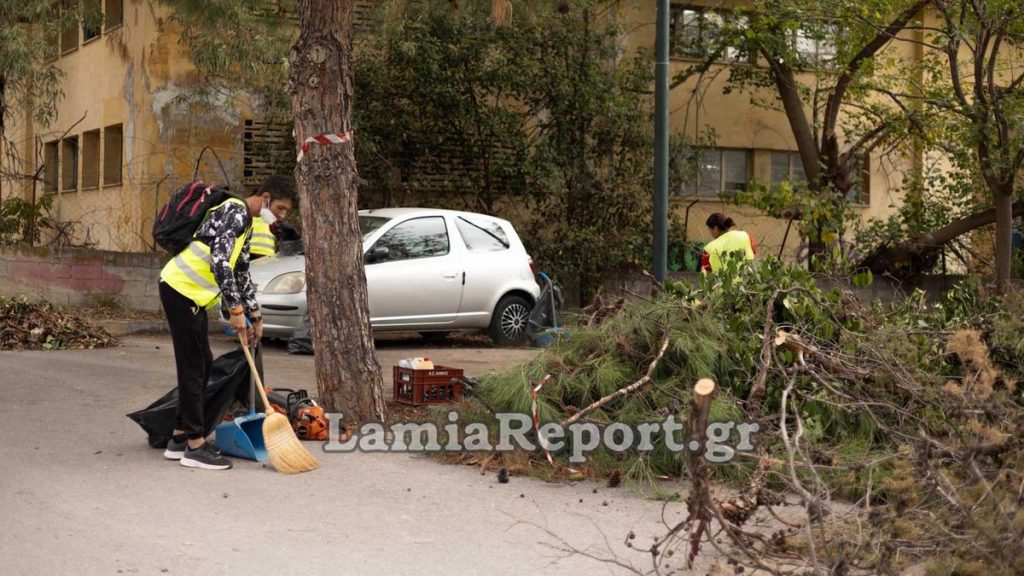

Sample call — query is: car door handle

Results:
[441,273,458,279]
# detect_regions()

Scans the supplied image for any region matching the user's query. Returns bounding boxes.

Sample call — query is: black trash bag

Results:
[126,347,263,449]
[528,277,565,336]
[288,311,314,355]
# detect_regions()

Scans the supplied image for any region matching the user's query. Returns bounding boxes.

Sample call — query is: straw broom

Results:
[239,338,320,474]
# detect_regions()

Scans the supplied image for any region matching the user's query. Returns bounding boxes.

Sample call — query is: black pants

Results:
[159,281,213,440]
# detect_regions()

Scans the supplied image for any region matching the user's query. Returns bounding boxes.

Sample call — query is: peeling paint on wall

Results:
[124,52,137,188]
[150,86,242,139]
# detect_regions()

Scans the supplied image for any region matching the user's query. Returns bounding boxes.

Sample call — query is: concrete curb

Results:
[95,316,235,338]
[97,319,168,337]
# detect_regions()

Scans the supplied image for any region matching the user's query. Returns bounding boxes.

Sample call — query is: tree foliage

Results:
[0,1,67,129]
[918,0,1024,290]
[0,194,51,244]
[674,0,1024,284]
[154,0,297,110]
[357,0,655,302]
[353,2,532,214]
[471,259,1024,572]
[0,0,81,193]
[158,0,654,300]
[509,3,654,303]
[674,0,929,268]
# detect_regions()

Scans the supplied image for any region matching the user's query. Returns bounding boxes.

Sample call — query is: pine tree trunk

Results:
[288,0,387,423]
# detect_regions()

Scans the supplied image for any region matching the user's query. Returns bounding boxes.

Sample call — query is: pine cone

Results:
[755,487,782,507]
[607,469,622,488]
[497,467,510,484]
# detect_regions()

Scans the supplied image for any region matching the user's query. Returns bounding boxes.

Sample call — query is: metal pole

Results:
[653,0,670,282]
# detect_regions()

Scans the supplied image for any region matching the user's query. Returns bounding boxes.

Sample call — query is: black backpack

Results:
[152,180,241,254]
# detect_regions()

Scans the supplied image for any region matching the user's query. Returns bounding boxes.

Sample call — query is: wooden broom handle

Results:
[239,337,274,416]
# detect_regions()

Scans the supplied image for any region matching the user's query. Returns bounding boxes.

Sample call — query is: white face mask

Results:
[260,199,277,225]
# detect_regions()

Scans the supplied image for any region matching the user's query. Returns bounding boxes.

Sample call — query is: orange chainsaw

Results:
[265,388,330,441]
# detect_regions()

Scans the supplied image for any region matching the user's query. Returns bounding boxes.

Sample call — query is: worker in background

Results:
[700,212,757,273]
[223,206,297,337]
[249,201,278,259]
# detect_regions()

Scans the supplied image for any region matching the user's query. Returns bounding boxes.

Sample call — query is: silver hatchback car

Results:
[245,208,541,345]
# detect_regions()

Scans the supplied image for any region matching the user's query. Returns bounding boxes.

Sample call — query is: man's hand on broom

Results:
[229,306,251,346]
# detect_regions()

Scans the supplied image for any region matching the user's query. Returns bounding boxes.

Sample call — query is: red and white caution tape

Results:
[530,374,554,465]
[296,130,354,161]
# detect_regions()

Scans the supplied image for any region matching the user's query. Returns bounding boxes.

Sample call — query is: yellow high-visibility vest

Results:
[704,229,755,272]
[160,198,252,309]
[250,219,276,257]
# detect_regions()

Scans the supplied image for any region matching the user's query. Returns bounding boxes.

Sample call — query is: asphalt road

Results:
[0,334,704,576]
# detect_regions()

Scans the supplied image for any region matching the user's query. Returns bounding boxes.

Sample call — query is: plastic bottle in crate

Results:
[399,357,434,369]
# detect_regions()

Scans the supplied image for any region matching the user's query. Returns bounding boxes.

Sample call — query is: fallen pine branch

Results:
[561,332,671,426]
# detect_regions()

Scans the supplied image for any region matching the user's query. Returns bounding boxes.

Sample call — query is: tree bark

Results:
[767,61,820,188]
[289,0,387,423]
[1,75,6,206]
[994,191,1014,293]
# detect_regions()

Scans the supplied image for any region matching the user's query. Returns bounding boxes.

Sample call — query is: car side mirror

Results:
[366,245,389,264]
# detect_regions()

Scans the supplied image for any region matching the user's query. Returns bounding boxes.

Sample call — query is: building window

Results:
[794,25,838,66]
[677,148,751,198]
[83,0,101,42]
[61,136,79,193]
[670,5,747,62]
[770,151,807,186]
[105,0,123,30]
[847,155,870,205]
[103,124,123,186]
[60,0,79,55]
[82,129,101,189]
[770,150,868,204]
[44,141,59,193]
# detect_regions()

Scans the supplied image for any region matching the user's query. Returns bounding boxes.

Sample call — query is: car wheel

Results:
[489,295,532,346]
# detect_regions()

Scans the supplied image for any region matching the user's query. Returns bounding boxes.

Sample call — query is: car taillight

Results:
[528,257,537,275]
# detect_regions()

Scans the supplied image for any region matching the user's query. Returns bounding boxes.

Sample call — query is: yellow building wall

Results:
[10,1,256,252]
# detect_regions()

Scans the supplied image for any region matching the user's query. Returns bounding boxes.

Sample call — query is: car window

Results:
[456,217,509,252]
[370,216,450,263]
[359,216,392,240]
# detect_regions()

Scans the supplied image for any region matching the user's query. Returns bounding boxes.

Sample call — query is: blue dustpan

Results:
[215,344,268,461]
[215,411,267,461]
